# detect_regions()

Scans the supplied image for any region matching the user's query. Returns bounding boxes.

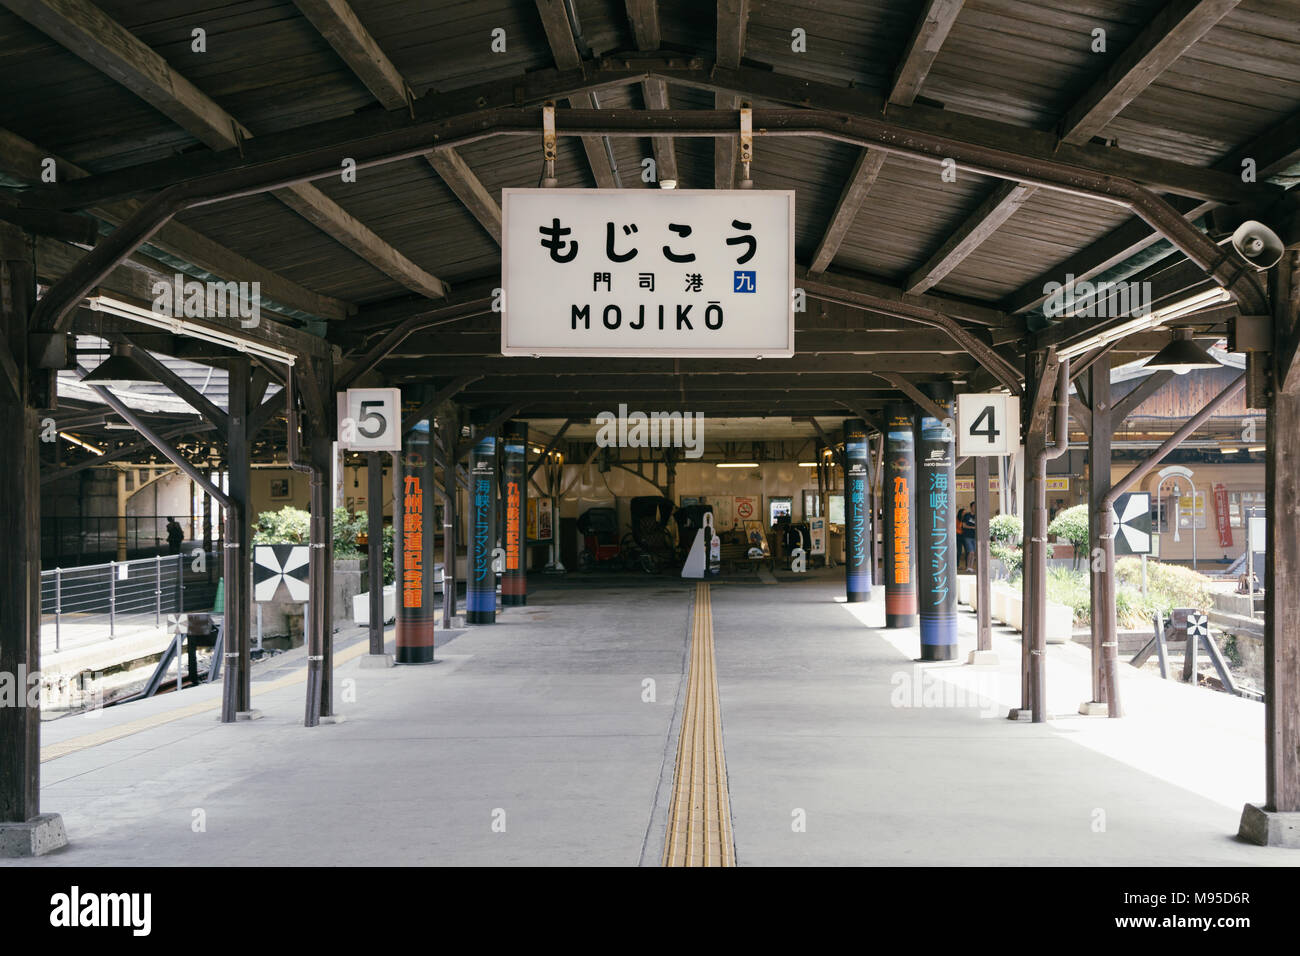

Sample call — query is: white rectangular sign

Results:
[957,393,1019,457]
[501,188,795,357]
[336,387,402,451]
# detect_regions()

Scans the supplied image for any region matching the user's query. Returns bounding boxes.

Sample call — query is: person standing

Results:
[955,507,969,571]
[961,502,977,572]
[166,516,184,555]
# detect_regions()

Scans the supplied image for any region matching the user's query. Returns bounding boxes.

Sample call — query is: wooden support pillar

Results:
[1240,250,1300,845]
[1014,353,1045,720]
[221,357,252,722]
[0,223,66,855]
[304,422,334,725]
[366,451,386,656]
[1085,360,1113,711]
[973,454,993,658]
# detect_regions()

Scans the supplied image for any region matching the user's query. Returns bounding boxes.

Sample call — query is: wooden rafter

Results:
[5,0,447,299]
[1059,0,1243,146]
[888,0,966,107]
[808,149,888,274]
[714,0,749,190]
[0,127,350,322]
[906,181,1036,294]
[625,0,679,186]
[293,0,502,245]
[534,0,619,188]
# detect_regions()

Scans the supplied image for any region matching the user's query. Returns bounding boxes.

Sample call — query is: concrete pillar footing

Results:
[359,653,394,669]
[0,813,67,857]
[1238,804,1300,848]
[1006,708,1032,721]
[1078,700,1109,716]
[234,709,263,721]
[967,650,999,665]
[319,714,347,725]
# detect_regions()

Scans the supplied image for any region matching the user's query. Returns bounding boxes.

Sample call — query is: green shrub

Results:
[253,505,310,544]
[1114,557,1210,621]
[253,505,368,563]
[1048,504,1089,556]
[989,513,1023,546]
[1046,565,1091,624]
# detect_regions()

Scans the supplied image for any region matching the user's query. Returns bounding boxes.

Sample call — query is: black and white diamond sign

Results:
[1186,611,1209,641]
[253,545,310,601]
[1111,492,1151,555]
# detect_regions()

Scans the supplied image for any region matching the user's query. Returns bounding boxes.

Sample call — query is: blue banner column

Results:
[915,384,957,660]
[501,421,527,607]
[843,418,871,602]
[883,403,918,628]
[395,417,436,664]
[467,412,498,625]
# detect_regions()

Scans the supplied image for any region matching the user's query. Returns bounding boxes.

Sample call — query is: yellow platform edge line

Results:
[663,582,735,867]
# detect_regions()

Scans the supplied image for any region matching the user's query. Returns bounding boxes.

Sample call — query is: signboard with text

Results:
[956,393,1019,457]
[337,388,402,452]
[501,188,795,357]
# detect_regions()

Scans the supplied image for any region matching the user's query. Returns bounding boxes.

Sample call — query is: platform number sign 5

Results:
[956,393,1018,457]
[337,388,402,451]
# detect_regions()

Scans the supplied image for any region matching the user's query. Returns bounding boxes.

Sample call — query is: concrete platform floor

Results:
[4,569,1296,866]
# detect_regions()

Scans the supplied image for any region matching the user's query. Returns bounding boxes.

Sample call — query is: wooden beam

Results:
[1059,0,1242,146]
[426,148,502,243]
[1069,393,1092,437]
[527,419,571,481]
[382,354,978,377]
[0,127,350,322]
[906,182,1036,294]
[401,375,483,433]
[874,373,948,422]
[5,0,447,299]
[40,421,215,484]
[889,0,965,107]
[625,0,678,185]
[533,0,618,188]
[292,0,502,245]
[714,0,749,189]
[1112,370,1176,422]
[809,149,888,274]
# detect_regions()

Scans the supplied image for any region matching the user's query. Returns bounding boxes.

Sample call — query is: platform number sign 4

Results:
[337,387,402,451]
[956,393,1018,457]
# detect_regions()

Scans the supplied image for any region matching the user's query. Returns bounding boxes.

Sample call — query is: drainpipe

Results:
[1097,372,1246,718]
[1028,358,1070,723]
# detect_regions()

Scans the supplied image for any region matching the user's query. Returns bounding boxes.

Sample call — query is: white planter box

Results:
[956,573,975,607]
[353,585,395,626]
[1045,602,1073,644]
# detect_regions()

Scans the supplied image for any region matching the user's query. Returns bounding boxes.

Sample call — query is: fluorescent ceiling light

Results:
[1248,446,1266,453]
[59,432,104,455]
[797,462,820,467]
[716,462,759,468]
[1056,288,1231,361]
[86,295,297,366]
[659,179,677,189]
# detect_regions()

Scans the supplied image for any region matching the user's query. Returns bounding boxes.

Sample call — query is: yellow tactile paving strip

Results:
[663,583,735,867]
[40,639,372,762]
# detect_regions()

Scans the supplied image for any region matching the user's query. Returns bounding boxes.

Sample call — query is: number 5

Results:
[357,400,387,438]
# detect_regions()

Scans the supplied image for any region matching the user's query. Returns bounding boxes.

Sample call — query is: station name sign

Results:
[501,188,795,358]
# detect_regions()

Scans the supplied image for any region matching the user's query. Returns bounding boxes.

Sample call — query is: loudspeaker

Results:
[1231,220,1284,270]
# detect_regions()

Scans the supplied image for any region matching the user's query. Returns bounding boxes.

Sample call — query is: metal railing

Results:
[40,550,219,654]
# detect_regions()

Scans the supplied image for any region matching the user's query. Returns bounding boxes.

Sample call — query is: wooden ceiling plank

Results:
[5,0,447,299]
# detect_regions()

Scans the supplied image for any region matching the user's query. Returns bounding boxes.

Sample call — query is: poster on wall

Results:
[734,495,759,524]
[742,520,770,557]
[526,498,538,541]
[529,497,553,541]
[709,495,735,531]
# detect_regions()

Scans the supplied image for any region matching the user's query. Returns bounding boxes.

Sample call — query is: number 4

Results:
[969,405,1000,443]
